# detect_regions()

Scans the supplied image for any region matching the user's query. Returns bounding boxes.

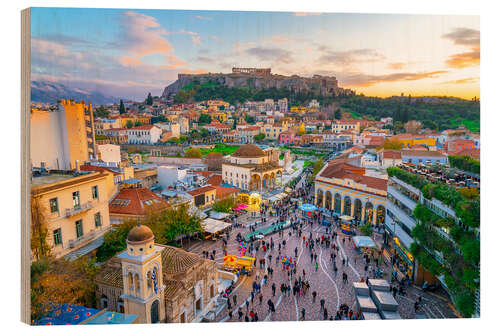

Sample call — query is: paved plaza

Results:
[184,172,458,322]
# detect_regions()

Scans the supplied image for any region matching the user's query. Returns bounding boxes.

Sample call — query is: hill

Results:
[31,81,122,105]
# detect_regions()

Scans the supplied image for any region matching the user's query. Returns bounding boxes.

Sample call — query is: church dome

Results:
[127,225,154,243]
[232,144,266,158]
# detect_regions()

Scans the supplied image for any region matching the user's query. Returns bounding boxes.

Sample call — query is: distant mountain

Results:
[31,81,123,105]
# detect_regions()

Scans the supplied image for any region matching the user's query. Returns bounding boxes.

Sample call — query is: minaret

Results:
[118,224,165,323]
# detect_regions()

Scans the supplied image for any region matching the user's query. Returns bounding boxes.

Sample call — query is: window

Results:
[75,220,83,238]
[92,185,99,199]
[212,194,214,201]
[94,212,102,227]
[72,191,81,209]
[49,198,59,213]
[53,228,62,245]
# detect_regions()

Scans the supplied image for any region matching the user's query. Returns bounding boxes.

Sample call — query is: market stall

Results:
[223,255,255,275]
[201,218,231,240]
[298,203,318,218]
[340,215,355,235]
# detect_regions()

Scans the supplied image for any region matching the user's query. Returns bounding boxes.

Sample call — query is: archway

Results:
[376,205,386,226]
[270,172,276,188]
[334,193,342,213]
[251,174,261,191]
[354,199,362,221]
[151,299,160,323]
[325,191,332,210]
[263,174,270,190]
[344,196,352,216]
[365,202,374,223]
[316,189,324,207]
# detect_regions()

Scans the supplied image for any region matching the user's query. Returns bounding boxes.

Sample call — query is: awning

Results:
[209,211,230,220]
[340,215,354,221]
[201,218,231,234]
[298,203,317,212]
[352,236,377,249]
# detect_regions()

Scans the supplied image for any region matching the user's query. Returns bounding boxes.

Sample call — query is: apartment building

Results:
[31,99,96,170]
[31,170,111,260]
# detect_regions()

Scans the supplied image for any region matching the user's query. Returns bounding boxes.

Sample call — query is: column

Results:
[372,209,377,225]
[322,193,326,208]
[350,202,355,217]
[361,205,366,222]
[340,198,345,214]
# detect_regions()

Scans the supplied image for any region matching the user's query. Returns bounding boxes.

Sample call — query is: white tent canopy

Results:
[352,236,377,249]
[209,211,231,220]
[201,218,231,234]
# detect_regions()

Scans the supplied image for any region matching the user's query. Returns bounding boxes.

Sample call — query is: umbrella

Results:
[298,203,317,212]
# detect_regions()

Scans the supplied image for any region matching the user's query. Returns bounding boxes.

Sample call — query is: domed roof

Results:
[232,144,266,158]
[127,225,154,243]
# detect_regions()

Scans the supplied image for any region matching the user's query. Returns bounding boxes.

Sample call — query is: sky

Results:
[30,8,480,100]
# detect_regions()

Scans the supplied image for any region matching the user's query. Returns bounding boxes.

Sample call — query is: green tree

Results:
[126,120,133,128]
[212,197,237,213]
[254,133,266,141]
[334,108,342,120]
[94,105,109,118]
[31,197,51,261]
[198,113,212,125]
[134,121,142,127]
[119,99,126,114]
[146,92,153,105]
[185,148,202,158]
[245,115,256,124]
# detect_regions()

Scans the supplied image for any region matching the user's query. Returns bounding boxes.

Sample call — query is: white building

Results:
[97,144,121,166]
[127,125,162,144]
[158,166,187,189]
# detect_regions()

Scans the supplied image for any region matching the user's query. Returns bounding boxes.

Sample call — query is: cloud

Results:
[341,70,448,87]
[445,50,480,68]
[387,62,406,70]
[118,56,143,67]
[195,15,213,21]
[245,47,293,63]
[442,27,480,68]
[439,77,479,85]
[116,11,173,58]
[442,28,480,48]
[318,48,386,66]
[196,56,216,63]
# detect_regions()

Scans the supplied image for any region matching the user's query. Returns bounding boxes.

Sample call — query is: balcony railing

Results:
[64,201,93,218]
[67,225,111,249]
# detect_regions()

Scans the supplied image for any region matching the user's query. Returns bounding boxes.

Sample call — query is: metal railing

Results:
[64,201,93,218]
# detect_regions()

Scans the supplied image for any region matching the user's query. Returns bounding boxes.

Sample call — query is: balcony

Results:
[64,201,93,218]
[385,200,417,232]
[387,185,418,211]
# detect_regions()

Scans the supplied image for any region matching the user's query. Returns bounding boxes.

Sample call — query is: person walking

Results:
[315,262,319,272]
[233,294,237,305]
[323,308,328,320]
[238,308,243,320]
[320,298,325,310]
[301,308,306,321]
[259,293,263,305]
[312,290,317,303]
[272,283,276,296]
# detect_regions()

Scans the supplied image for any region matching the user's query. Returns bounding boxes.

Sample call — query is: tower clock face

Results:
[152,267,158,294]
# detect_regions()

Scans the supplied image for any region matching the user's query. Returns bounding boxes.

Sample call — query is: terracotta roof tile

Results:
[214,186,239,199]
[207,175,223,186]
[187,185,216,197]
[109,188,168,216]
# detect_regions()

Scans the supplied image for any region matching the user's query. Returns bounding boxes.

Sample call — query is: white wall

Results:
[98,144,121,165]
[158,166,187,189]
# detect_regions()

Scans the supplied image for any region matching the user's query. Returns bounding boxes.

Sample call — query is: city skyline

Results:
[31,8,479,100]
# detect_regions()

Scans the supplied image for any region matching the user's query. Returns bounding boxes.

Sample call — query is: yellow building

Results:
[211,111,228,123]
[392,134,437,148]
[188,186,217,208]
[261,122,289,140]
[31,99,96,170]
[31,170,111,260]
[114,116,151,127]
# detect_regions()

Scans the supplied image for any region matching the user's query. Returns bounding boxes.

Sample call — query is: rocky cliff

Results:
[161,72,352,100]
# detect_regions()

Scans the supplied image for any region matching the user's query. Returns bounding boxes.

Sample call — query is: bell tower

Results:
[118,224,165,323]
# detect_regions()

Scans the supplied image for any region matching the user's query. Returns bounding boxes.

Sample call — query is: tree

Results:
[360,223,373,236]
[119,99,126,114]
[94,105,109,118]
[31,196,51,261]
[334,108,342,120]
[212,197,237,213]
[31,257,99,322]
[245,114,256,124]
[146,92,153,105]
[185,148,202,158]
[198,113,211,125]
[134,121,142,127]
[378,138,402,150]
[254,133,266,141]
[126,120,133,128]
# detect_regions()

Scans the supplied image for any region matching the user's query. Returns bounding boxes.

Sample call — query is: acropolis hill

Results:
[161,68,354,100]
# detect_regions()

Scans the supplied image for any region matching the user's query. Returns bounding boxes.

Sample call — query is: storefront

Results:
[392,237,415,281]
